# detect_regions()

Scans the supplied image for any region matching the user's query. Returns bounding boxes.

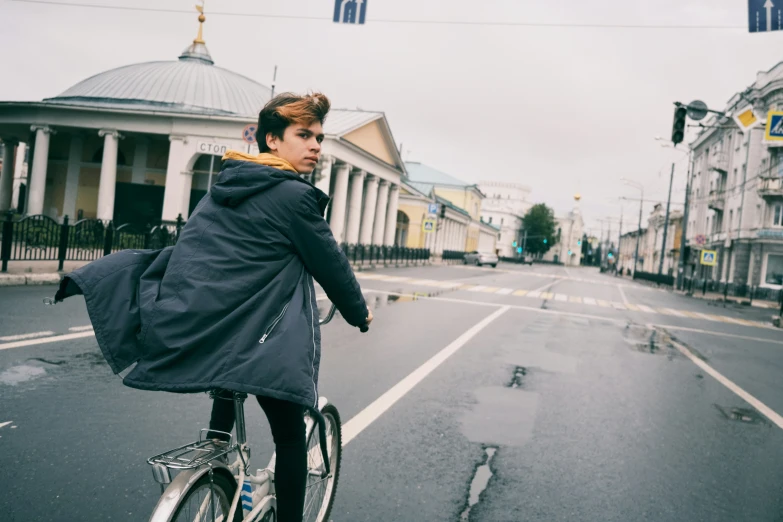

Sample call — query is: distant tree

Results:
[522,204,557,257]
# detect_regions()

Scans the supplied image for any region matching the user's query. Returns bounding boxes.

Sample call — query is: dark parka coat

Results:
[56,159,368,408]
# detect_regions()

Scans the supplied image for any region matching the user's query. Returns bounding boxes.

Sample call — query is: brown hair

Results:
[256,92,331,153]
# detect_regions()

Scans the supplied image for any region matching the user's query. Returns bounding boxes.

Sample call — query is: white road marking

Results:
[341,306,510,445]
[668,338,783,430]
[662,324,783,344]
[637,305,656,313]
[665,308,687,317]
[68,326,93,332]
[527,291,542,298]
[496,288,514,295]
[583,297,597,305]
[532,280,561,293]
[0,421,12,429]
[0,331,56,342]
[0,331,95,351]
[468,286,488,292]
[618,285,629,306]
[555,294,567,302]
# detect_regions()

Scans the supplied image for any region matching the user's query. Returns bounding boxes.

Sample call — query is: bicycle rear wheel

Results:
[170,472,242,522]
[302,404,342,522]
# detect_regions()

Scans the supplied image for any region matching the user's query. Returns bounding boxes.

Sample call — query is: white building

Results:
[687,59,783,289]
[0,12,405,249]
[478,181,532,258]
[543,195,584,266]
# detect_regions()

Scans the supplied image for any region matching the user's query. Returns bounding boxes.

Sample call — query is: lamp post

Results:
[622,178,644,276]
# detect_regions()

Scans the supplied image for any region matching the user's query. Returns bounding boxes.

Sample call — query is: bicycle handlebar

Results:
[319,303,370,332]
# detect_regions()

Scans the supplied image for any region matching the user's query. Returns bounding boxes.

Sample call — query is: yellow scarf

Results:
[222,151,299,173]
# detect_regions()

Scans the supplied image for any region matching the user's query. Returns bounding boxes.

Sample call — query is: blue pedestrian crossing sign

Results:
[333,0,367,24]
[765,111,783,141]
[422,219,436,233]
[749,0,783,32]
[700,250,717,266]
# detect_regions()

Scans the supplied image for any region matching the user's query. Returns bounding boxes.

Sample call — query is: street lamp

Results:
[622,178,644,277]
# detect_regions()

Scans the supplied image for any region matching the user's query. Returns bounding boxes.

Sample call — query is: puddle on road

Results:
[506,366,527,388]
[714,405,770,426]
[460,446,497,521]
[0,365,47,386]
[622,324,685,361]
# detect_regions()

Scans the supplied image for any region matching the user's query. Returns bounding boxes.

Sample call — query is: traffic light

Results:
[608,252,614,259]
[543,238,548,244]
[512,241,517,247]
[439,205,446,219]
[671,104,687,146]
[577,240,582,246]
[568,250,572,256]
[517,247,523,253]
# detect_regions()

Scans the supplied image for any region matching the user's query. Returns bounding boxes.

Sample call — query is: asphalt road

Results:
[1,263,782,521]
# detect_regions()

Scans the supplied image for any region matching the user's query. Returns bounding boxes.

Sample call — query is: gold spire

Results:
[194,2,206,44]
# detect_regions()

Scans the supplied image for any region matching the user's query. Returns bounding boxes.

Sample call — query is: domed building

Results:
[0,11,404,247]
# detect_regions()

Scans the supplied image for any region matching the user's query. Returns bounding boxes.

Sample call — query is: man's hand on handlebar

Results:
[359,306,373,333]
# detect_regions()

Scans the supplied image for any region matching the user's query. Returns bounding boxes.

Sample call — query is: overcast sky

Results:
[2,0,780,236]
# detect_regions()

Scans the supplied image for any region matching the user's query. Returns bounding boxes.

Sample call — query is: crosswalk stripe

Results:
[527,291,542,298]
[540,292,553,299]
[625,303,640,311]
[664,308,687,317]
[583,297,597,305]
[637,305,656,313]
[460,285,476,291]
[611,302,627,310]
[513,290,528,296]
[469,286,487,292]
[656,308,676,315]
[482,287,501,293]
[496,288,514,295]
[679,311,702,319]
[555,294,568,302]
[569,296,583,304]
[597,300,611,307]
[383,276,411,282]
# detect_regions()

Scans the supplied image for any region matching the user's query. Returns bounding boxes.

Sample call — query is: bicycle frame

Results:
[148,303,339,522]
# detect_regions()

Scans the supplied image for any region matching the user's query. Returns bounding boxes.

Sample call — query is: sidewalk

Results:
[0,258,433,287]
[676,289,780,310]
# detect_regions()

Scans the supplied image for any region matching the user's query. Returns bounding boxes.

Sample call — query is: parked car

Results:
[463,251,498,267]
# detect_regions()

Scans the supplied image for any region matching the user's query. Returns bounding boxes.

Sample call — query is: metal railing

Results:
[633,271,675,286]
[1,211,183,272]
[340,244,430,267]
[681,277,783,305]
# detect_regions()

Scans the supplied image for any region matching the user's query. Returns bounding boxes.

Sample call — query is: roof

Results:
[405,162,472,187]
[324,110,383,136]
[44,42,271,118]
[408,181,434,196]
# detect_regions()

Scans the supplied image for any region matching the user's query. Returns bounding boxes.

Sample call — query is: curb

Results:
[0,273,62,287]
[677,291,778,310]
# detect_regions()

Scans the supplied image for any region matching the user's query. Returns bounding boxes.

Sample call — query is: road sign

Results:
[422,219,436,233]
[749,0,782,33]
[700,250,717,266]
[686,100,708,121]
[427,203,438,215]
[242,124,257,144]
[765,111,783,141]
[733,106,760,131]
[694,234,707,246]
[333,0,367,24]
[196,141,229,156]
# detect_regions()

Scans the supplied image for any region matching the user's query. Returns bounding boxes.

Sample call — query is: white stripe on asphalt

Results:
[669,338,783,431]
[469,286,488,292]
[341,306,510,445]
[583,297,597,306]
[0,421,12,429]
[532,280,561,293]
[612,302,627,310]
[555,294,567,302]
[665,308,687,317]
[618,284,630,306]
[0,331,56,342]
[637,305,656,313]
[527,291,541,298]
[0,331,95,351]
[68,326,93,332]
[496,288,514,295]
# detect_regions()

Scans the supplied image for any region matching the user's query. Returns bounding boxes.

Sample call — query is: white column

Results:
[359,175,379,245]
[161,136,189,222]
[180,171,195,219]
[62,134,83,220]
[27,125,54,215]
[97,129,121,222]
[0,140,16,212]
[328,163,350,243]
[372,180,390,245]
[132,138,148,185]
[345,169,365,244]
[315,156,333,194]
[383,184,400,246]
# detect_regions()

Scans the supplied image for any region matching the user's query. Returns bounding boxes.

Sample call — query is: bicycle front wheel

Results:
[302,403,342,522]
[170,472,242,522]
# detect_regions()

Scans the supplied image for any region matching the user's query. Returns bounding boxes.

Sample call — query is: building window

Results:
[501,218,504,225]
[773,204,783,227]
[765,254,783,285]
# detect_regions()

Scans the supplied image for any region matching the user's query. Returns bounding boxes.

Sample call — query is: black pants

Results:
[207,392,306,522]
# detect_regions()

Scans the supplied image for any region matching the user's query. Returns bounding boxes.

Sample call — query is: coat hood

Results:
[210,152,329,211]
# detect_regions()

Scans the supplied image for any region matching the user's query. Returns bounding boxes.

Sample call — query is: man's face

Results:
[266,121,324,174]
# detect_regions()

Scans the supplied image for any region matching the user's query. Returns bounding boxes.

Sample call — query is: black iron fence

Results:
[442,250,467,261]
[681,277,783,304]
[633,271,675,287]
[340,244,430,266]
[1,212,183,272]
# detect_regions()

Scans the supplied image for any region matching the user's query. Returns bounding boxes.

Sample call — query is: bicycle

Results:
[141,303,352,522]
